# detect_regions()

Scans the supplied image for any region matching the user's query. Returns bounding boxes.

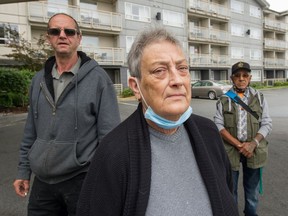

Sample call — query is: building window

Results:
[231,0,244,14]
[231,23,244,37]
[163,10,184,28]
[190,70,201,82]
[126,36,135,53]
[250,49,261,61]
[0,23,19,45]
[125,2,151,22]
[231,47,244,59]
[250,5,261,18]
[249,27,261,40]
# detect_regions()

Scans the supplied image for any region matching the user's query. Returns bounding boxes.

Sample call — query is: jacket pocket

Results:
[28,138,88,178]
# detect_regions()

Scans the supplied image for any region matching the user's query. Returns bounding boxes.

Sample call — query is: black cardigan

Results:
[77,104,239,216]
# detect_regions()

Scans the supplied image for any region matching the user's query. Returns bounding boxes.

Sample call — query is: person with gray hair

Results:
[77,27,239,216]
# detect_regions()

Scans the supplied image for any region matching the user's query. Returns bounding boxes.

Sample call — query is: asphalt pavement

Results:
[0,89,287,216]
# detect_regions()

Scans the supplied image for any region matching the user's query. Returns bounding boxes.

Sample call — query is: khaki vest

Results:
[219,92,268,171]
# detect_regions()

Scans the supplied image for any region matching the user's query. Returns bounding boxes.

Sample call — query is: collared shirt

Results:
[236,90,249,141]
[214,86,272,139]
[52,57,81,102]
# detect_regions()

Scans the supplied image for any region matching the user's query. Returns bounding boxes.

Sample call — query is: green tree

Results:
[3,24,53,71]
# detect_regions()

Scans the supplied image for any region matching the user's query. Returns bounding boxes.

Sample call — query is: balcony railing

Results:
[189,27,230,44]
[29,41,125,66]
[28,2,122,32]
[79,46,125,66]
[264,58,287,68]
[264,18,288,32]
[190,54,230,67]
[264,38,287,50]
[188,0,230,19]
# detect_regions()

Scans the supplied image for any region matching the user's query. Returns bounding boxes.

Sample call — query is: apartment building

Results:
[263,8,288,84]
[0,0,287,91]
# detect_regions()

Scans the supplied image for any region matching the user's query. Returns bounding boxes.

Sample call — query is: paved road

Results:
[0,88,287,215]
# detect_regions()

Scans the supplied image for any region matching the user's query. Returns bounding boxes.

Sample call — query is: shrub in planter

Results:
[121,88,134,98]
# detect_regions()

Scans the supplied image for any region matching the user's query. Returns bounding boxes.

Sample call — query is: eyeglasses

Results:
[47,28,79,37]
[233,73,250,78]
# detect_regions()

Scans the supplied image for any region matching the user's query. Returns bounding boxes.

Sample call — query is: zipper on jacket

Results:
[40,82,56,115]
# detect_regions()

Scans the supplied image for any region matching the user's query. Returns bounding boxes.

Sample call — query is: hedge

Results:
[0,68,35,108]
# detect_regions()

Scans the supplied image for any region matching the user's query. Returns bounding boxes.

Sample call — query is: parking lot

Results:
[0,88,287,216]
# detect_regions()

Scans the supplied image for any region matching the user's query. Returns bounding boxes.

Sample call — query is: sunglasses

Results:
[233,73,250,78]
[47,28,79,37]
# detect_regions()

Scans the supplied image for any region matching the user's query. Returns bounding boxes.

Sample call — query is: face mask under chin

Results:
[135,78,193,129]
[233,85,249,93]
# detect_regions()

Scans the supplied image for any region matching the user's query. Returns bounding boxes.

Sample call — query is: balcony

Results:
[190,54,230,67]
[264,18,287,32]
[79,46,125,66]
[27,2,122,33]
[188,0,230,20]
[264,38,287,50]
[264,58,287,69]
[189,27,230,45]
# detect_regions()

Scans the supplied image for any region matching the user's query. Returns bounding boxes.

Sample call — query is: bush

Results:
[0,68,34,108]
[250,82,265,89]
[274,81,288,87]
[121,88,134,98]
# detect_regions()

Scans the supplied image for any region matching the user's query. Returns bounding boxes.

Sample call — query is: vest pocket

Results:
[248,140,268,168]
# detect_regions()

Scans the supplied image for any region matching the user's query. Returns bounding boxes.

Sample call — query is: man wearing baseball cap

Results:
[214,61,272,216]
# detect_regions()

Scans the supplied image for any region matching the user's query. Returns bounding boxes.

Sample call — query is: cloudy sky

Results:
[267,0,288,12]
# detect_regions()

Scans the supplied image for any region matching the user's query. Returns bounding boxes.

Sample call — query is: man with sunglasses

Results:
[13,13,120,216]
[214,61,272,216]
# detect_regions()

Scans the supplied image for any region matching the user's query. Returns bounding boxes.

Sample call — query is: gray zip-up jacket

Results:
[16,51,121,184]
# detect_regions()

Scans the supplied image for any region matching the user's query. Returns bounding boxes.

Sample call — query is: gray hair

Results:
[127,26,184,79]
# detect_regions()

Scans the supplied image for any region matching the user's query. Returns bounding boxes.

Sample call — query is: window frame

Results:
[249,27,261,40]
[250,49,262,61]
[249,5,261,19]
[0,23,19,45]
[162,9,184,28]
[126,36,135,54]
[231,0,244,14]
[231,23,244,37]
[125,2,151,23]
[231,47,244,59]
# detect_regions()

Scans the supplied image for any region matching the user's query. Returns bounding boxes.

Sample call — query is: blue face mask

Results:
[135,78,193,129]
[144,106,193,129]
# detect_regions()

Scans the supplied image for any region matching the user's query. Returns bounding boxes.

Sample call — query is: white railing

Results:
[190,54,230,67]
[264,38,287,50]
[264,58,287,68]
[189,26,230,44]
[189,0,230,19]
[78,46,125,65]
[27,2,122,31]
[29,42,125,66]
[264,18,288,32]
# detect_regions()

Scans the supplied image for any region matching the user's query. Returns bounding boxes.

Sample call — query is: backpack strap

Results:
[225,90,259,121]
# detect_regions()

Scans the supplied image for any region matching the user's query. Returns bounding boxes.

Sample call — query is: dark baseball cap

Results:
[232,61,251,74]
